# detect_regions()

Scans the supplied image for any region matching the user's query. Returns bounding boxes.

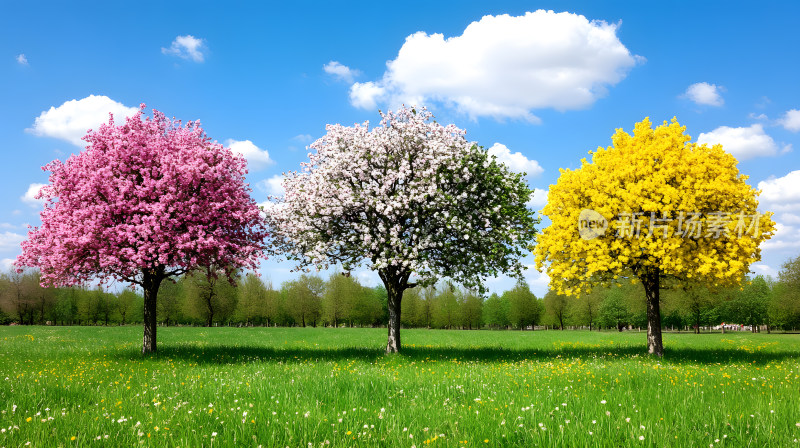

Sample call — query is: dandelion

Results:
[212,432,218,437]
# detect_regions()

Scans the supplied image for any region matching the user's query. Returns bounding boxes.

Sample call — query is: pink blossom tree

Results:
[266,106,538,353]
[16,106,268,353]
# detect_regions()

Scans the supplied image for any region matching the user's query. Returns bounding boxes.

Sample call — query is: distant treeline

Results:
[2,256,799,331]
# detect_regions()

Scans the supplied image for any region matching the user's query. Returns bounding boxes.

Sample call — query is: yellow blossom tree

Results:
[534,118,775,356]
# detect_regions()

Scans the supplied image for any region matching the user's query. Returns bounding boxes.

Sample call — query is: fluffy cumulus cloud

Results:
[0,232,24,252]
[225,139,274,171]
[16,54,28,65]
[27,95,138,147]
[355,269,380,287]
[527,188,549,209]
[697,124,786,160]
[758,170,800,252]
[778,109,800,132]
[21,183,46,207]
[487,143,544,178]
[323,61,360,83]
[348,10,640,120]
[758,170,800,213]
[257,174,286,197]
[0,258,15,272]
[349,82,386,110]
[524,265,550,296]
[683,82,724,106]
[750,263,778,278]
[162,35,205,62]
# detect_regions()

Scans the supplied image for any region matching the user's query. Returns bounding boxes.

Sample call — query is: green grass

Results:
[1,327,799,447]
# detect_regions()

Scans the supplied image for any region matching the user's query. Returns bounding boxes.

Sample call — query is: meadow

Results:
[1,327,798,447]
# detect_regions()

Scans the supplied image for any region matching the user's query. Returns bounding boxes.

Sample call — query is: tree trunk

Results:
[142,267,165,354]
[641,268,664,357]
[380,268,410,354]
[386,283,402,353]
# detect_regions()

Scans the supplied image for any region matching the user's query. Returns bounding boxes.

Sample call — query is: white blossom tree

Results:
[266,107,538,353]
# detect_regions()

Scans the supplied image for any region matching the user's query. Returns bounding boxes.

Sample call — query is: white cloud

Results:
[524,265,550,297]
[758,170,800,212]
[487,143,544,178]
[761,221,800,251]
[162,35,205,62]
[27,95,138,147]
[0,258,15,272]
[682,82,724,106]
[778,109,800,132]
[778,212,800,225]
[757,171,800,253]
[527,188,549,209]
[257,174,286,197]
[292,134,314,143]
[697,124,786,160]
[355,269,380,287]
[21,183,46,207]
[750,263,777,279]
[0,232,24,252]
[225,139,274,171]
[16,54,28,66]
[348,10,640,120]
[349,82,386,110]
[323,61,360,83]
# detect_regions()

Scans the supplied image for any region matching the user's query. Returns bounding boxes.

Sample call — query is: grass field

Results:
[1,327,799,447]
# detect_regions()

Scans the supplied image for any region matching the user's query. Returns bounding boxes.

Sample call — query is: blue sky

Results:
[2,1,799,296]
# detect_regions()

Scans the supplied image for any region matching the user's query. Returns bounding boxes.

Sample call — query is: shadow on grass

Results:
[110,343,800,366]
